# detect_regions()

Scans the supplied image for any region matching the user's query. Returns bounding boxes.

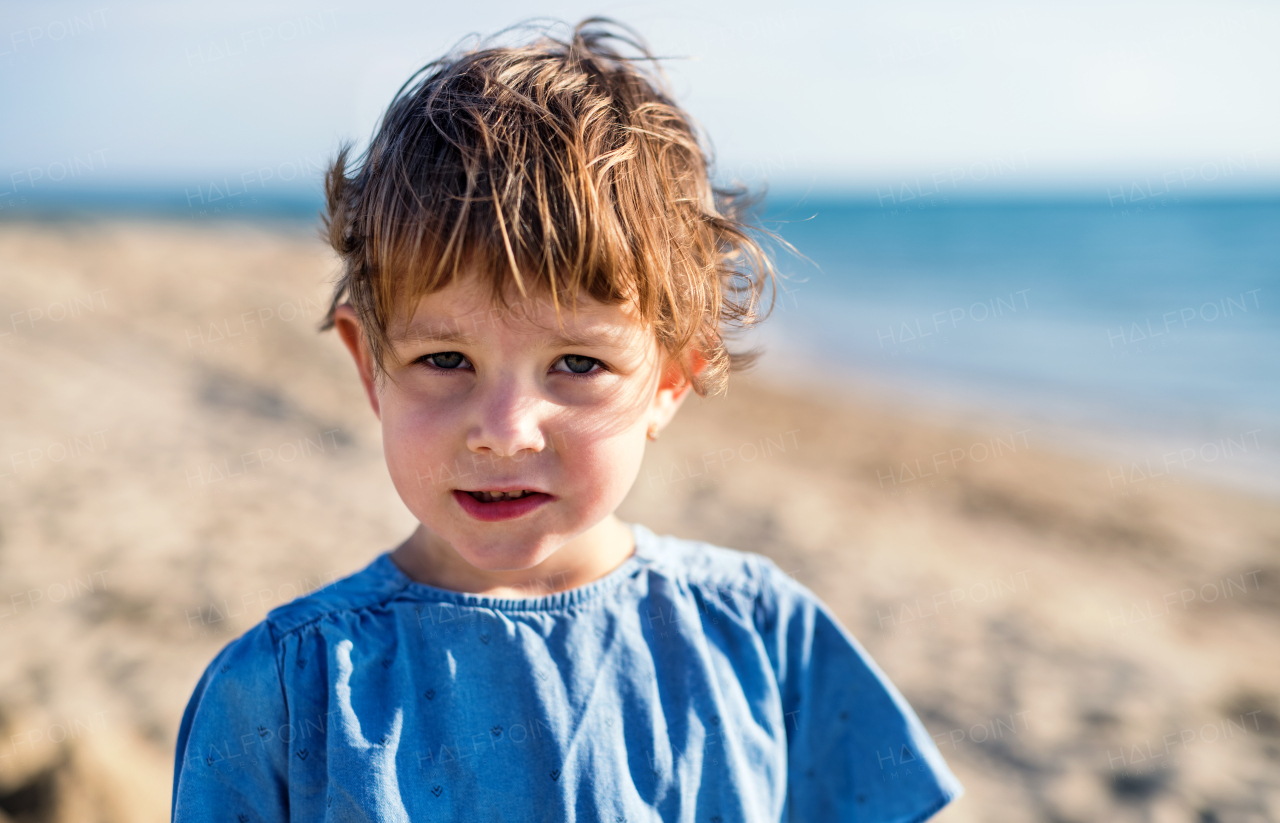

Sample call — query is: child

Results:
[172,19,962,822]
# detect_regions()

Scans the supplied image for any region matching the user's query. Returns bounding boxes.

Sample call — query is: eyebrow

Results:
[394,324,477,346]
[393,321,629,350]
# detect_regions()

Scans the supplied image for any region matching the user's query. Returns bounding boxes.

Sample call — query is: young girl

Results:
[172,19,962,822]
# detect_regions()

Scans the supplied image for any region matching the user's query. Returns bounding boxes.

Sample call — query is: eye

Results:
[420,351,469,370]
[553,354,602,375]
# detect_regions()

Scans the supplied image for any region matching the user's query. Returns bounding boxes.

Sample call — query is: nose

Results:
[465,379,548,459]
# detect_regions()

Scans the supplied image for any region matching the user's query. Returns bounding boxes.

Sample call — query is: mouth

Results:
[452,488,553,522]
[465,489,538,503]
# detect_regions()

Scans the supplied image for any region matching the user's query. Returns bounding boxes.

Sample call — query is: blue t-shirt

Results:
[172,523,962,822]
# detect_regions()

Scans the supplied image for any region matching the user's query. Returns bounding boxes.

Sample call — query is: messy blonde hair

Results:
[320,17,777,395]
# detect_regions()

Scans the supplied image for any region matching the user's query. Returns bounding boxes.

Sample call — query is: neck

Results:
[390,516,635,599]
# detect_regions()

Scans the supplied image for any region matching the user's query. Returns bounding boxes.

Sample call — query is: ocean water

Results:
[754,196,1280,496]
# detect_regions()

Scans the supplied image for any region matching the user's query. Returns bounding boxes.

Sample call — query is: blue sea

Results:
[755,196,1280,496]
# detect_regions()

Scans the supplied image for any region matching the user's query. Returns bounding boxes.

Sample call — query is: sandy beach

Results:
[1,219,1277,823]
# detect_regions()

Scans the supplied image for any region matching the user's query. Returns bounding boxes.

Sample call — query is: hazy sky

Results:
[3,0,1278,197]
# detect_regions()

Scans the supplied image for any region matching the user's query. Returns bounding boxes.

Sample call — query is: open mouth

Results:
[452,489,553,522]
[466,490,537,503]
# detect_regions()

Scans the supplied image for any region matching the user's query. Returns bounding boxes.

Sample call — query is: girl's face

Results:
[335,274,693,573]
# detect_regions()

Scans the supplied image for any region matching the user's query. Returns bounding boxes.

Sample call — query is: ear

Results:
[649,348,706,436]
[333,304,381,419]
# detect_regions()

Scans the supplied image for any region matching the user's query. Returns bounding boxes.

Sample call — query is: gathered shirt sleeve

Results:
[172,621,291,823]
[753,558,963,822]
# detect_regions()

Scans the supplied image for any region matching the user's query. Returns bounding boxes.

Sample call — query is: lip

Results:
[452,489,554,522]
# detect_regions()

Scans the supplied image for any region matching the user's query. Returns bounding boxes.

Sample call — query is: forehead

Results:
[386,275,650,351]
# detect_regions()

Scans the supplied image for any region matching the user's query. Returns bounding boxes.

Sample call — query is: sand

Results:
[1,219,1277,823]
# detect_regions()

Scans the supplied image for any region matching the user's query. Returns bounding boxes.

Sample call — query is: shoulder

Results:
[196,619,284,694]
[632,523,804,603]
[183,555,408,715]
[176,617,293,819]
[176,619,288,771]
[263,553,410,637]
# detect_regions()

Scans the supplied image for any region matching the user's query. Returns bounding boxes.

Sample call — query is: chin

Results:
[455,532,560,572]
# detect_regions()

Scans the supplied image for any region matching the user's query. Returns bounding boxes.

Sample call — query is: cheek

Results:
[560,417,649,509]
[378,392,459,504]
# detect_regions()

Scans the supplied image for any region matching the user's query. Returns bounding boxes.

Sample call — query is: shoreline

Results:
[747,343,1280,502]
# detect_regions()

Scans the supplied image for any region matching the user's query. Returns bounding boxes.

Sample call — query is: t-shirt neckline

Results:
[372,522,654,612]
